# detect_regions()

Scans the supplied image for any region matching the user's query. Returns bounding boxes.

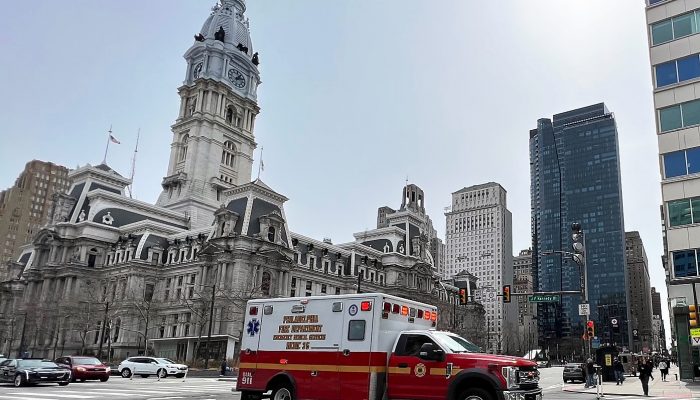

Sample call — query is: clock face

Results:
[227,67,246,89]
[192,62,203,79]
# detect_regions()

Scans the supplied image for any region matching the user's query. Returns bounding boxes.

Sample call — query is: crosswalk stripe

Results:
[1,397,59,400]
[8,393,96,399]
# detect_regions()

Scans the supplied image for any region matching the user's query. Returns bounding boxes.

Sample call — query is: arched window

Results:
[180,134,189,161]
[267,226,276,242]
[261,271,271,296]
[226,106,235,124]
[221,141,235,167]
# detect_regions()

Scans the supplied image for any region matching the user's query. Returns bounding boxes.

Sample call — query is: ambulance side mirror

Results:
[419,343,444,361]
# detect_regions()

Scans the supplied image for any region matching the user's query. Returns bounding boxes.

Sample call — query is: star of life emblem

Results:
[247,318,260,337]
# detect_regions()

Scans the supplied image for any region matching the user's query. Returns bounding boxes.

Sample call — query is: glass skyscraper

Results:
[530,103,629,352]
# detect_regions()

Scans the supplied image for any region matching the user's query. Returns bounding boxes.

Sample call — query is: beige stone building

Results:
[0,0,484,362]
[0,160,69,263]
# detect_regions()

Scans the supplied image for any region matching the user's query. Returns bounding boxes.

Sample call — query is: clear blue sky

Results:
[1,1,665,336]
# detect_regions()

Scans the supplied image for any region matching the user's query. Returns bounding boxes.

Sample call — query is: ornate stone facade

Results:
[0,0,485,361]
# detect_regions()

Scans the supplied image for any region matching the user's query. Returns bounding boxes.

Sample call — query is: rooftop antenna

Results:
[127,128,140,199]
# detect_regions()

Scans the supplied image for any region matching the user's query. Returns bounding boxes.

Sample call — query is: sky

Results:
[0,1,667,342]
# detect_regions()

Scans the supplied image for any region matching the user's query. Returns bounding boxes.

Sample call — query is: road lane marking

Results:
[8,393,96,399]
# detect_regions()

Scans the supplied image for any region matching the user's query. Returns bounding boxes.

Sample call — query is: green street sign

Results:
[528,294,560,303]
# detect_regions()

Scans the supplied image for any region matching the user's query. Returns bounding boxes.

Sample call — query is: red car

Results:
[54,356,110,382]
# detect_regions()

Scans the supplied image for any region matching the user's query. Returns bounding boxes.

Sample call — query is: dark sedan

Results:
[0,359,71,387]
[563,362,585,383]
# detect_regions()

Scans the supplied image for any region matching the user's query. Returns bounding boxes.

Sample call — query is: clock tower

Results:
[156,0,261,228]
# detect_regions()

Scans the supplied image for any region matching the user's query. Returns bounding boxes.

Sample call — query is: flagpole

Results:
[102,125,113,164]
[257,146,263,180]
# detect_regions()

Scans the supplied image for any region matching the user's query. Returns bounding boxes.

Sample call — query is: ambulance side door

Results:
[339,299,375,400]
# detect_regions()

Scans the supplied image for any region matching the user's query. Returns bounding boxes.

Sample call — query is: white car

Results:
[117,357,188,379]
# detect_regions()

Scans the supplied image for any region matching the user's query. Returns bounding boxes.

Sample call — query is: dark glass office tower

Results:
[530,103,628,353]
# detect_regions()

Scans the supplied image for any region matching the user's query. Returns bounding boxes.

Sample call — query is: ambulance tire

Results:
[270,383,295,400]
[457,387,493,400]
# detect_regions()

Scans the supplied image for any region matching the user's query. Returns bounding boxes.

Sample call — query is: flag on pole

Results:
[110,134,121,144]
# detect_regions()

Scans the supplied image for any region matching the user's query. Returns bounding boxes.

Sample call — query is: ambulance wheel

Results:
[270,383,294,400]
[458,387,493,400]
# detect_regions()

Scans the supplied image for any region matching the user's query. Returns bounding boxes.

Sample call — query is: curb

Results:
[562,388,641,397]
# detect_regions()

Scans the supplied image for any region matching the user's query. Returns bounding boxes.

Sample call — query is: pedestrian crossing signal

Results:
[502,285,511,303]
[458,288,467,305]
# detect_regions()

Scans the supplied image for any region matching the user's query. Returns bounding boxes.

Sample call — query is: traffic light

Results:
[586,320,595,338]
[690,304,698,328]
[571,223,585,266]
[458,288,467,305]
[503,285,511,303]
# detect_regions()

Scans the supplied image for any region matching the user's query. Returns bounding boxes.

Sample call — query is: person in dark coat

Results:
[220,359,227,376]
[585,358,596,388]
[638,358,655,396]
[613,357,625,385]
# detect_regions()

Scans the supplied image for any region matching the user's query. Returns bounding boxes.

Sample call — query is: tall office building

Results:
[645,0,700,365]
[530,104,629,352]
[0,160,70,262]
[625,231,654,352]
[651,287,667,352]
[514,249,537,354]
[445,182,514,353]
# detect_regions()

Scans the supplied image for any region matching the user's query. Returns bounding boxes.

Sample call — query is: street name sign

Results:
[528,294,560,302]
[691,328,700,346]
[579,303,590,316]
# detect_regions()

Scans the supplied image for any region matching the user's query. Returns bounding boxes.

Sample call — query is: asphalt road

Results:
[0,376,237,400]
[0,367,680,400]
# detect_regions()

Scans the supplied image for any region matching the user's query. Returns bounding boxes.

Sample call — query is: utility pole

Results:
[97,302,109,360]
[204,263,219,369]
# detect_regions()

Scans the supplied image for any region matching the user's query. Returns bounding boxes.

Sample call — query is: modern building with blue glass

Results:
[530,103,629,353]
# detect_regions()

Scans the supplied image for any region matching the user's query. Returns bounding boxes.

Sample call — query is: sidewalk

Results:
[562,366,699,398]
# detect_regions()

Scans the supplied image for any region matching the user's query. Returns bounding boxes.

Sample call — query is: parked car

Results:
[563,362,586,383]
[117,357,188,379]
[0,358,71,387]
[54,356,110,382]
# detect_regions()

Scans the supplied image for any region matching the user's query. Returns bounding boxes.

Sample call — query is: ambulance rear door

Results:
[339,296,376,400]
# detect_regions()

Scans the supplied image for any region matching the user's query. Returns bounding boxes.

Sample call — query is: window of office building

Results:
[659,100,700,132]
[655,54,700,87]
[673,249,699,277]
[651,10,700,45]
[663,147,700,178]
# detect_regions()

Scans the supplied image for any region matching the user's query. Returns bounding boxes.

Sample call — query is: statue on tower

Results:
[215,26,226,42]
[252,52,259,66]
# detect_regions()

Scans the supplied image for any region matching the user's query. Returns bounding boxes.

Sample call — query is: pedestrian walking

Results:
[638,358,655,396]
[659,359,668,381]
[220,359,227,376]
[613,357,625,385]
[585,358,596,388]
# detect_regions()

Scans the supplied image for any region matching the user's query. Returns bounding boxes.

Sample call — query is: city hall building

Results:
[0,0,484,362]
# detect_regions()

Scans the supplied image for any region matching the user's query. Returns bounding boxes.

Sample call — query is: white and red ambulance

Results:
[236,293,542,400]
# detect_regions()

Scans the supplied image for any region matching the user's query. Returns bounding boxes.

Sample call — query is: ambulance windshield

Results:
[432,332,480,353]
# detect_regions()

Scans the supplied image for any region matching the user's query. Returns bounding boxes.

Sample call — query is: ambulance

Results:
[236,293,542,400]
